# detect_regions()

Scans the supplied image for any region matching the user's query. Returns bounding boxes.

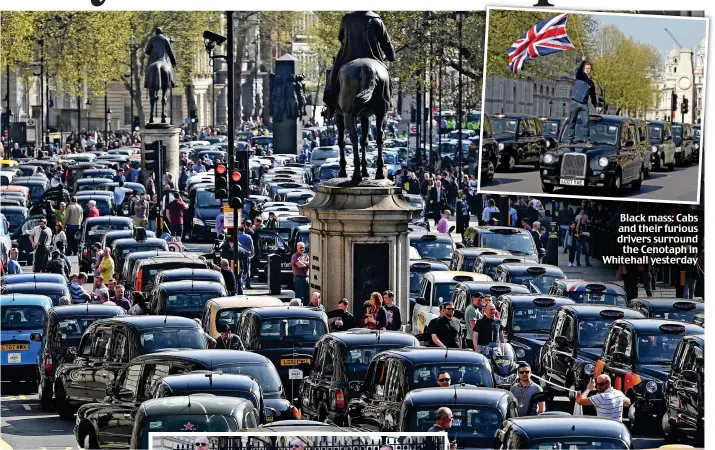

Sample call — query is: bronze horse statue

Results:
[147,62,173,124]
[144,27,176,124]
[333,58,391,182]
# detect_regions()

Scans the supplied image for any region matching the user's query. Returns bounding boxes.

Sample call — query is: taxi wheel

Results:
[661,411,679,442]
[541,182,554,193]
[55,382,73,420]
[507,155,517,171]
[627,402,645,433]
[83,431,100,450]
[39,383,54,411]
[610,173,622,194]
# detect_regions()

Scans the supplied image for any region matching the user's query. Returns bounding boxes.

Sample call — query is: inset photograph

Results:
[479,8,707,204]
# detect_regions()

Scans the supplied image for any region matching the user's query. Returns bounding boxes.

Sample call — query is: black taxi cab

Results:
[539,114,645,193]
[128,396,260,450]
[538,117,565,141]
[489,113,550,171]
[299,329,419,426]
[399,386,517,447]
[78,216,134,273]
[647,120,677,171]
[474,255,530,279]
[495,416,631,449]
[451,282,532,319]
[409,231,455,264]
[538,305,645,402]
[548,279,628,307]
[409,259,449,317]
[662,334,704,444]
[112,238,170,280]
[462,226,539,262]
[692,123,701,163]
[130,256,208,295]
[479,115,498,183]
[628,298,704,323]
[235,306,328,396]
[671,122,694,166]
[594,319,704,431]
[632,118,653,177]
[494,295,575,372]
[152,268,226,288]
[149,280,228,320]
[53,316,206,419]
[493,262,565,294]
[449,247,512,273]
[346,347,493,431]
[36,304,125,411]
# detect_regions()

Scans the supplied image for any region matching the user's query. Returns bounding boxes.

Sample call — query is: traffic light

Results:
[132,115,140,132]
[229,170,243,209]
[215,164,228,199]
[682,97,689,115]
[190,107,198,124]
[144,140,160,171]
[671,92,678,111]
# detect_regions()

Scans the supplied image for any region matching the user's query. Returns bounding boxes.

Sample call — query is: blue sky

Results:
[593,14,707,57]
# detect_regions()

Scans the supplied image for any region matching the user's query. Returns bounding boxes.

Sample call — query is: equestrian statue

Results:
[144,27,177,124]
[323,11,396,182]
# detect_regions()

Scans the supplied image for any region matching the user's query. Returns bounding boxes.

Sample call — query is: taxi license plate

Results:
[281,358,310,366]
[211,228,217,233]
[560,178,584,186]
[2,344,28,351]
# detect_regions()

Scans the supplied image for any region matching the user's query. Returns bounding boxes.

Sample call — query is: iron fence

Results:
[168,436,445,450]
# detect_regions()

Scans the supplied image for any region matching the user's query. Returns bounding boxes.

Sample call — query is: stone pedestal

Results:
[141,124,181,190]
[299,179,420,317]
[272,54,302,155]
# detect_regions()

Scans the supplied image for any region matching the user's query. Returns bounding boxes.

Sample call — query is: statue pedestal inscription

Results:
[299,179,420,316]
[141,123,180,188]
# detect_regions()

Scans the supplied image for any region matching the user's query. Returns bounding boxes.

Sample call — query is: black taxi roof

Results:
[83,216,134,226]
[156,280,226,293]
[3,282,70,293]
[496,262,564,275]
[112,237,168,248]
[159,373,260,392]
[140,395,254,416]
[506,415,629,440]
[50,304,125,317]
[156,268,223,281]
[403,386,511,407]
[629,297,704,311]
[612,318,704,334]
[91,315,200,330]
[325,329,420,347]
[409,231,453,242]
[134,349,270,365]
[135,256,206,267]
[245,305,327,320]
[457,281,531,296]
[499,295,574,307]
[410,259,449,271]
[559,305,645,320]
[377,347,489,365]
[424,272,492,284]
[477,226,530,234]
[491,113,537,119]
[555,279,626,294]
[478,255,529,264]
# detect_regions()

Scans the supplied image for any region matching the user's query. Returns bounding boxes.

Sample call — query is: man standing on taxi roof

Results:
[565,57,601,144]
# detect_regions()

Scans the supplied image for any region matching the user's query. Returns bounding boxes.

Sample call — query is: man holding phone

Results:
[575,374,631,422]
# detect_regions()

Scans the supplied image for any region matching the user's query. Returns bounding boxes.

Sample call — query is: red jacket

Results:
[166,198,187,225]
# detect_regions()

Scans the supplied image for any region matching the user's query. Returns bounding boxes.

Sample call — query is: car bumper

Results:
[191,223,216,239]
[540,168,617,189]
[1,363,37,382]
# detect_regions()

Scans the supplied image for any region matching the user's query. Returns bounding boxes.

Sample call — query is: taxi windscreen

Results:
[490,118,518,134]
[481,233,534,255]
[138,328,206,353]
[409,406,503,439]
[166,293,217,312]
[512,307,558,333]
[637,333,684,365]
[57,317,107,344]
[1,305,46,330]
[651,310,700,323]
[214,363,283,394]
[141,415,238,446]
[540,121,559,137]
[510,274,561,294]
[85,223,132,244]
[559,122,619,145]
[567,292,627,307]
[434,283,459,305]
[346,346,402,379]
[578,319,615,348]
[411,364,493,390]
[258,318,327,346]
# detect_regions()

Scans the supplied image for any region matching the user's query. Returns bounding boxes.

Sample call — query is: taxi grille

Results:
[561,153,587,177]
[204,220,216,227]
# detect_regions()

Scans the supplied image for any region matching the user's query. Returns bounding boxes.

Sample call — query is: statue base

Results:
[144,120,173,130]
[140,125,181,191]
[299,181,420,316]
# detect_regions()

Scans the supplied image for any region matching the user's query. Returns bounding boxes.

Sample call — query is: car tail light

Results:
[135,269,142,292]
[291,406,301,419]
[44,354,53,373]
[335,389,345,410]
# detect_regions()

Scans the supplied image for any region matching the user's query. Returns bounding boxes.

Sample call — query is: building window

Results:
[674,67,677,73]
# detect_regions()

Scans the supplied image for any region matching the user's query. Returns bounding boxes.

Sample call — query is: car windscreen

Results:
[85,223,132,244]
[196,190,222,207]
[409,270,428,294]
[460,255,477,272]
[57,317,108,344]
[650,309,700,322]
[567,292,627,307]
[648,126,663,142]
[410,364,493,390]
[490,118,518,134]
[409,406,503,438]
[541,121,559,137]
[410,240,453,261]
[481,233,534,255]
[166,292,219,312]
[218,308,249,331]
[578,319,615,348]
[137,328,206,353]
[346,345,405,380]
[319,166,341,180]
[162,389,257,406]
[510,274,562,294]
[383,154,398,165]
[671,125,683,138]
[560,121,619,145]
[27,184,46,200]
[512,306,558,333]
[254,137,272,146]
[214,362,283,394]
[433,282,459,305]
[527,438,627,449]
[312,149,339,163]
[141,414,238,443]
[122,244,168,256]
[637,333,685,365]
[258,318,327,347]
[1,305,46,330]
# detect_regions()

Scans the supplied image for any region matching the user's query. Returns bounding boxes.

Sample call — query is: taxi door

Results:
[594,326,637,398]
[411,278,437,335]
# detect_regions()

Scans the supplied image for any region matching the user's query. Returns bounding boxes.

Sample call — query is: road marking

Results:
[21,404,31,411]
[18,395,26,400]
[0,436,13,450]
[5,396,16,401]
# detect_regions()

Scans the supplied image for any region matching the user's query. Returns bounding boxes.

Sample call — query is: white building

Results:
[483,74,574,118]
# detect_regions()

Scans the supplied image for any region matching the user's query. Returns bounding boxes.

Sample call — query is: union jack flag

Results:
[507,13,575,73]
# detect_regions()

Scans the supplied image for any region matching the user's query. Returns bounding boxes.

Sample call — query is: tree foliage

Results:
[0,11,41,69]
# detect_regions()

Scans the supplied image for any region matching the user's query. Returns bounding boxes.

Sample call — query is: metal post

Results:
[254,35,258,121]
[130,36,134,128]
[4,64,10,142]
[227,11,235,171]
[104,90,108,142]
[415,85,421,165]
[77,94,81,134]
[457,13,464,188]
[438,60,442,165]
[40,38,45,148]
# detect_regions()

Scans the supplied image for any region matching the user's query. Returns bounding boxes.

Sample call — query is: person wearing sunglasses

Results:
[472,302,505,354]
[430,301,462,349]
[437,371,452,387]
[575,374,631,422]
[194,437,210,448]
[510,362,545,416]
[289,440,305,450]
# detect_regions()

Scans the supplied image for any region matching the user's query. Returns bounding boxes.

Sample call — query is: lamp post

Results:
[86,99,91,131]
[106,107,113,141]
[455,11,466,187]
[549,100,553,117]
[3,64,11,144]
[562,102,566,118]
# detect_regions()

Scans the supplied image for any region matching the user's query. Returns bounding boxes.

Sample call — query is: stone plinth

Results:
[141,124,181,190]
[299,178,420,318]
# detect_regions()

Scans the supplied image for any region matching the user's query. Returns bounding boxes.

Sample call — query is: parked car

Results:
[548,279,628,307]
[479,115,499,183]
[2,282,71,306]
[111,239,171,281]
[78,216,135,273]
[462,226,539,262]
[489,113,550,171]
[495,416,631,449]
[671,121,694,166]
[492,262,566,294]
[148,280,228,319]
[662,334,704,445]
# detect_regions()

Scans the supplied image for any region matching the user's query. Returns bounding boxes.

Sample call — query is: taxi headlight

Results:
[543,154,554,164]
[694,143,700,149]
[515,348,526,358]
[652,146,658,153]
[193,218,205,226]
[646,381,658,394]
[545,140,551,149]
[584,363,595,376]
[598,157,609,167]
[498,143,505,151]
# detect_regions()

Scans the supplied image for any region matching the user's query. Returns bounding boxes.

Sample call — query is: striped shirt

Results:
[69,281,87,303]
[589,387,626,421]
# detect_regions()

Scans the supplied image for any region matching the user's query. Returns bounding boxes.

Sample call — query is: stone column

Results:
[299,179,420,315]
[142,124,181,189]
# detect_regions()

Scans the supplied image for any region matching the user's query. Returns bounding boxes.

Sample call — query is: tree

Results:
[0,12,40,70]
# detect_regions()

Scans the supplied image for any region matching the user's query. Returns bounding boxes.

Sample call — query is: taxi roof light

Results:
[504,258,524,263]
[490,286,512,294]
[526,266,547,274]
[600,310,625,319]
[673,302,697,311]
[453,276,474,282]
[585,284,606,292]
[659,324,686,333]
[533,298,556,307]
[420,234,438,241]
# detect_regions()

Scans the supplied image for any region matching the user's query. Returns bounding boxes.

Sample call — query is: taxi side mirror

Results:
[415,297,430,307]
[682,370,698,383]
[554,336,571,348]
[30,333,43,342]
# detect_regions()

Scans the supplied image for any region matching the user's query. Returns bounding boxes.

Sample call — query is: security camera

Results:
[203,30,227,46]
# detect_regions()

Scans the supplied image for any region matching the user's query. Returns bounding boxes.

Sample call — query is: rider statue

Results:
[323,11,396,116]
[144,27,177,123]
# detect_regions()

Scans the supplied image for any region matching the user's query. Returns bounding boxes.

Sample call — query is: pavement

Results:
[482,162,700,203]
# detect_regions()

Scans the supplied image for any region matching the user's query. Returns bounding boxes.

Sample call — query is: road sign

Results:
[223,205,240,228]
[410,124,417,133]
[27,119,35,126]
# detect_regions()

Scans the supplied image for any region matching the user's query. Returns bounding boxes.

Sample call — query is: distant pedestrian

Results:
[65,197,83,255]
[129,292,147,315]
[437,210,451,234]
[309,292,324,311]
[482,199,500,224]
[216,324,242,350]
[70,273,88,303]
[237,226,254,288]
[220,258,237,296]
[29,218,52,273]
[332,299,356,331]
[98,248,115,283]
[165,191,188,238]
[382,290,402,331]
[87,200,100,218]
[291,242,310,305]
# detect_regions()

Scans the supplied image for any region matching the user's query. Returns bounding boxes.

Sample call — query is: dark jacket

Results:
[385,304,402,331]
[571,61,598,106]
[331,311,357,332]
[45,256,70,280]
[221,268,237,296]
[215,334,242,350]
[333,12,395,69]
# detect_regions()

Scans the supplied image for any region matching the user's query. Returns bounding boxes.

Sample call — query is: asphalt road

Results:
[0,242,667,450]
[481,162,701,203]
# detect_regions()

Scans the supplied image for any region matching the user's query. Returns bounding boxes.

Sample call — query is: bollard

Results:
[545,221,559,266]
[267,253,282,295]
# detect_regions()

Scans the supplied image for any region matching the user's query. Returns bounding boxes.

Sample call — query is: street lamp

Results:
[86,99,91,131]
[455,11,466,187]
[562,102,566,118]
[549,99,553,116]
[106,107,113,140]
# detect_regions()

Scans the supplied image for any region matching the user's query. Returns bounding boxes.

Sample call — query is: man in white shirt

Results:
[575,374,631,422]
[481,199,500,223]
